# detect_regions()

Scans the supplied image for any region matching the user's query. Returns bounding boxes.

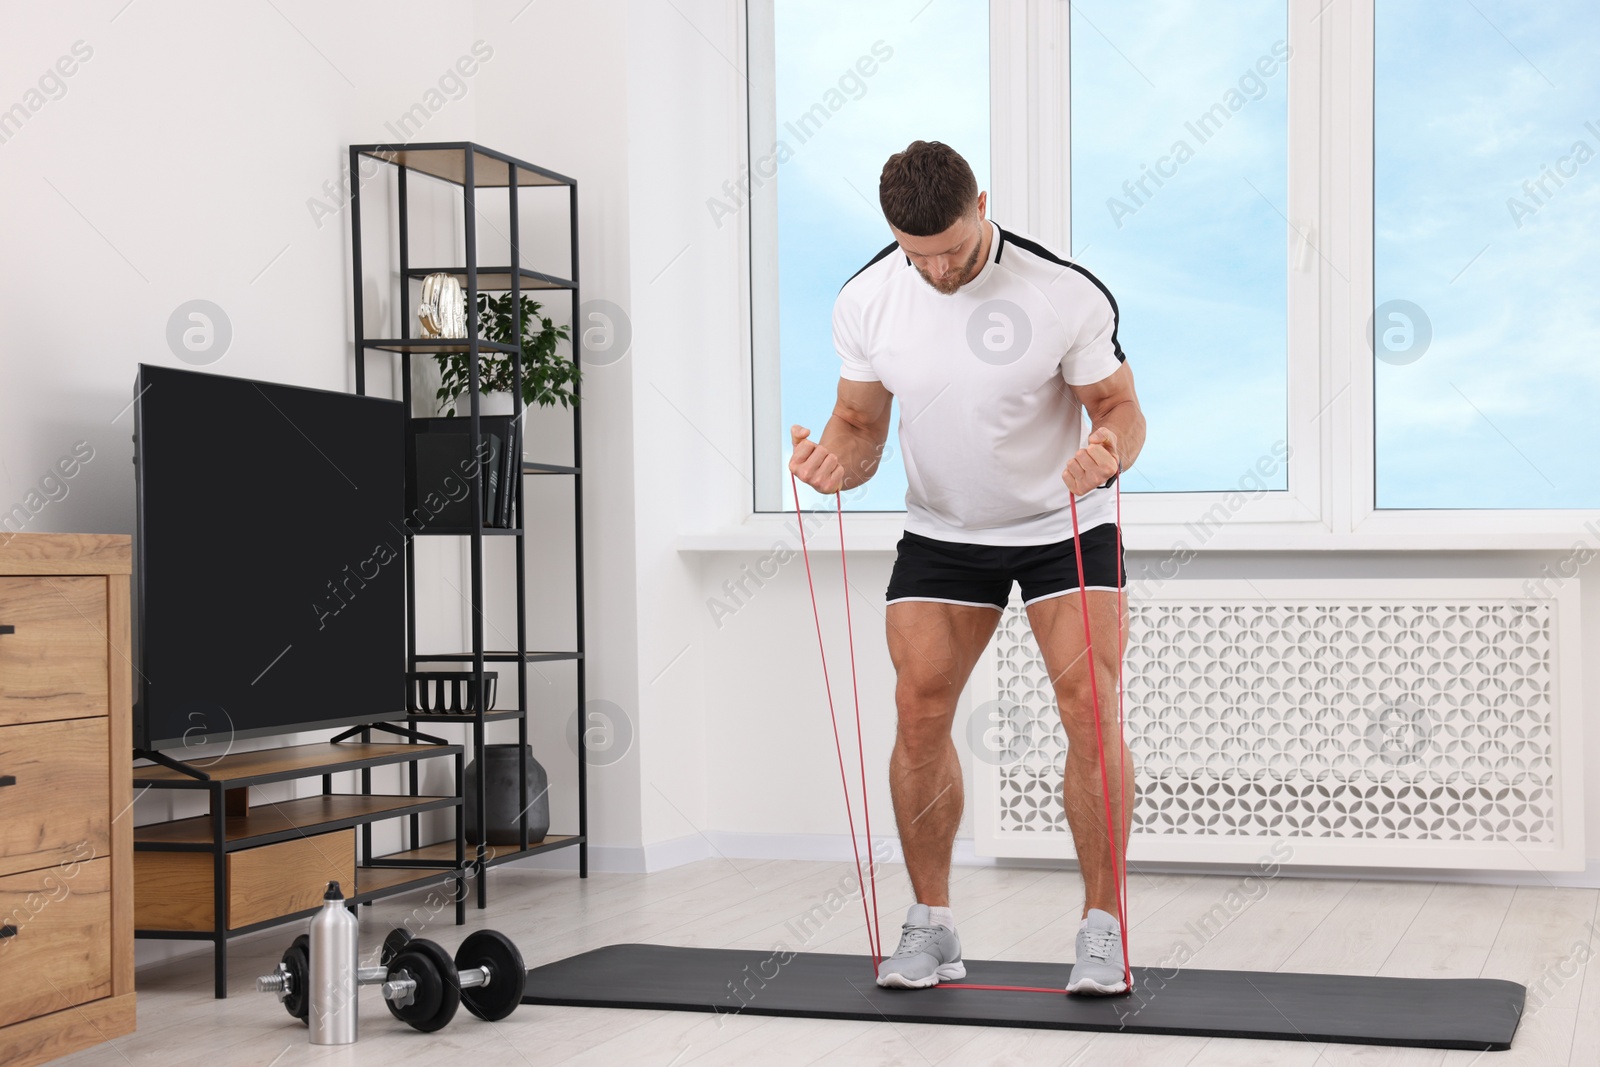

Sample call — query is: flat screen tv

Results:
[133,364,405,751]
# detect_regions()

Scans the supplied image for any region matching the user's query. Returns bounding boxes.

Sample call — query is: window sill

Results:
[675,511,1592,553]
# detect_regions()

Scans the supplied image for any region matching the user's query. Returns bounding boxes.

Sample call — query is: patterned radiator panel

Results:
[976,582,1578,867]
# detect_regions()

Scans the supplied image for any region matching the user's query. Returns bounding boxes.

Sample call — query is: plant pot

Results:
[464,744,550,846]
[475,392,514,416]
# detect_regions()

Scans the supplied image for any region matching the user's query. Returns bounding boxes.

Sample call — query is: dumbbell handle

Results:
[381,965,489,1004]
[260,964,389,993]
[257,969,290,996]
[259,962,402,1003]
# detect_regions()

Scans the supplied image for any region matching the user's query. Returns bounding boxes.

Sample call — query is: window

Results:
[1374,0,1600,509]
[751,0,991,513]
[743,1,1600,544]
[1070,3,1290,494]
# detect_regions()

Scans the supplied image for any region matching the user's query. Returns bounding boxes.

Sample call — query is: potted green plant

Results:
[433,292,578,416]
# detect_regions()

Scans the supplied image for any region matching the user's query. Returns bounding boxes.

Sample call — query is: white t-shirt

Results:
[834,220,1126,546]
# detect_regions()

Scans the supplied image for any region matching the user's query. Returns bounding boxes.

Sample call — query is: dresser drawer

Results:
[0,856,113,1028]
[0,577,109,727]
[135,829,356,931]
[0,718,109,879]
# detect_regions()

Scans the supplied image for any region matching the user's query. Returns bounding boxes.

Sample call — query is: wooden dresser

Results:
[0,534,135,1067]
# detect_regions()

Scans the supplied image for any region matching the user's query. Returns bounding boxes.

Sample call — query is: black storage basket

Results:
[406,671,498,713]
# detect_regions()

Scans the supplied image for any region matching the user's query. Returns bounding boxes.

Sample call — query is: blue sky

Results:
[770,1,1596,512]
[1375,0,1600,508]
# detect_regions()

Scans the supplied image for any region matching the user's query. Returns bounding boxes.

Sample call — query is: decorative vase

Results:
[464,744,550,846]
[417,273,466,338]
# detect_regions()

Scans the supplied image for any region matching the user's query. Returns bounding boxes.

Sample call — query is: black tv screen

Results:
[133,364,405,751]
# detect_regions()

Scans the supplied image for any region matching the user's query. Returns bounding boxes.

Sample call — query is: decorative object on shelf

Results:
[417,273,467,338]
[407,416,518,529]
[434,293,577,416]
[464,744,550,845]
[407,671,498,714]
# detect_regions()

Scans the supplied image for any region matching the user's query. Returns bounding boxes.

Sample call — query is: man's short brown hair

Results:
[878,140,979,236]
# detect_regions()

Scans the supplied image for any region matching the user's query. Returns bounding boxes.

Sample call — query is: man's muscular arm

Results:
[789,377,894,494]
[1063,362,1146,496]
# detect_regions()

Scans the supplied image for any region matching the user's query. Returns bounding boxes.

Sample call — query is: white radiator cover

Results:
[969,579,1584,870]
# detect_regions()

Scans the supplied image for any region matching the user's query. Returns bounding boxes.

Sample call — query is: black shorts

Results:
[885,523,1124,611]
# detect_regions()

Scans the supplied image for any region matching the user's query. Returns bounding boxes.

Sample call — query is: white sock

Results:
[927,905,954,931]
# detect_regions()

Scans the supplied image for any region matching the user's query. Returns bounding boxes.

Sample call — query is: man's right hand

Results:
[789,424,844,494]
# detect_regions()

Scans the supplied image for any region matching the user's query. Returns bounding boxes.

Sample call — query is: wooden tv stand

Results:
[133,739,465,998]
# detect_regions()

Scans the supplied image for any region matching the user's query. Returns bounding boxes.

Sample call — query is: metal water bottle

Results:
[308,881,359,1045]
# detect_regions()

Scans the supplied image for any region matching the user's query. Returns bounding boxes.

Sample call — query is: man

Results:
[788,140,1146,995]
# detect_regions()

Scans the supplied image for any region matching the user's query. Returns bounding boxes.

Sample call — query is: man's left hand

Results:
[1062,427,1120,496]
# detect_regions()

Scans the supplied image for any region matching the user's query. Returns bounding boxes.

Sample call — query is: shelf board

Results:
[363,338,519,355]
[416,650,582,663]
[133,794,459,851]
[405,266,575,292]
[133,741,461,788]
[412,526,521,537]
[373,836,581,868]
[523,461,578,475]
[403,708,526,723]
[354,143,575,188]
[356,865,460,899]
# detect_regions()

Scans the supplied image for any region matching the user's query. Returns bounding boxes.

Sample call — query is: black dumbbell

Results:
[382,930,527,1030]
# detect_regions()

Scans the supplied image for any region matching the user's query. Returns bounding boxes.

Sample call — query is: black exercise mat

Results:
[520,943,1524,1051]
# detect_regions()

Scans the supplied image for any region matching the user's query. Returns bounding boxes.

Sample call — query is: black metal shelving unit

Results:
[349,142,588,907]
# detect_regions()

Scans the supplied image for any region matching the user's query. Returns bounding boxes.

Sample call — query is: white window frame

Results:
[1343,0,1598,547]
[747,0,783,518]
[994,1,1324,541]
[731,0,1600,553]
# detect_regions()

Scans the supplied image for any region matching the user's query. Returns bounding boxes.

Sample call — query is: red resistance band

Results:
[790,472,883,971]
[791,468,1132,993]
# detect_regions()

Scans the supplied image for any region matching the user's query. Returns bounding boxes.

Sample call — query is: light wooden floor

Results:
[55,858,1600,1066]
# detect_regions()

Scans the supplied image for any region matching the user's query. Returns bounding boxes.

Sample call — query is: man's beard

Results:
[916,237,984,295]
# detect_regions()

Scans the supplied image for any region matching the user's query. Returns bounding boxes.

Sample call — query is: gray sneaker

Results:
[1067,907,1129,995]
[875,904,966,989]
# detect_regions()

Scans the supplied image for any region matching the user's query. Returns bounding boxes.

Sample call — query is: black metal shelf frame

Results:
[350,141,589,908]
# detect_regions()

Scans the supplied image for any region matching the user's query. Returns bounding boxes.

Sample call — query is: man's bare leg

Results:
[885,600,1001,908]
[1025,590,1132,919]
